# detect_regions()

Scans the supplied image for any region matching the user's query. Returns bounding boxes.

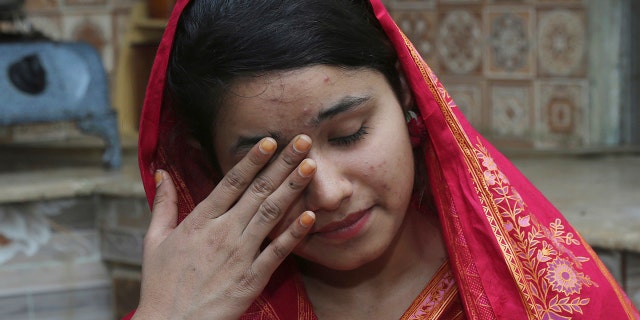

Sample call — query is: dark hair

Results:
[167,0,401,163]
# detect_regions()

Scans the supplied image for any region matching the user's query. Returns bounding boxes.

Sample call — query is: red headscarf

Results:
[136,0,639,318]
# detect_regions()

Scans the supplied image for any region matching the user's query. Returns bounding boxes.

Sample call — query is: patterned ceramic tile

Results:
[441,76,485,129]
[436,9,483,75]
[387,0,436,10]
[488,81,533,143]
[62,13,114,72]
[392,10,438,69]
[534,80,588,149]
[537,9,586,77]
[484,6,535,79]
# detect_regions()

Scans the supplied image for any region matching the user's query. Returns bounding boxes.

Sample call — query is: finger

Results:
[253,211,315,276]
[195,137,278,219]
[146,170,178,247]
[240,158,316,243]
[232,134,312,222]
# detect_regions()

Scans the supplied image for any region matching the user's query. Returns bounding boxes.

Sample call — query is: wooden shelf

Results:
[113,2,167,136]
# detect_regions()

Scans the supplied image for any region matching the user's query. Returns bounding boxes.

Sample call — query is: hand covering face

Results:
[135,0,640,318]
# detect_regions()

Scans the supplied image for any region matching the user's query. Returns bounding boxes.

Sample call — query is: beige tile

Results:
[436,8,484,75]
[483,6,536,79]
[392,10,438,71]
[537,9,587,77]
[487,80,534,146]
[441,76,486,130]
[534,79,588,149]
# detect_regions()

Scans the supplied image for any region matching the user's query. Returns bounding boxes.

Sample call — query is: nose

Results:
[304,152,353,213]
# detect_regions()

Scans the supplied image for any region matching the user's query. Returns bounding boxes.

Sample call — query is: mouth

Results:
[312,207,372,241]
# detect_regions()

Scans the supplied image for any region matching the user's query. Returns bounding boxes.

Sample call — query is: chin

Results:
[296,241,389,272]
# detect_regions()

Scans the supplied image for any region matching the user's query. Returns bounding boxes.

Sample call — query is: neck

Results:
[299,207,447,318]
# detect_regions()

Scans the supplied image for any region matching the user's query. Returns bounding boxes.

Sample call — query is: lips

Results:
[312,207,372,240]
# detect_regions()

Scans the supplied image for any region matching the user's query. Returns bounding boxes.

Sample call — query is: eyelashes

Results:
[329,125,370,146]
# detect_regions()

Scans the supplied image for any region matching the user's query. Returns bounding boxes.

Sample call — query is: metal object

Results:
[0,41,122,169]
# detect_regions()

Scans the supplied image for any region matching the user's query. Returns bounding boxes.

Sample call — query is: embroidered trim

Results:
[399,30,496,319]
[402,259,459,320]
[472,140,597,319]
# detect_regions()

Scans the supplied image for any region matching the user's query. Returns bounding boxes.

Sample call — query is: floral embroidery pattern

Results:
[473,140,597,319]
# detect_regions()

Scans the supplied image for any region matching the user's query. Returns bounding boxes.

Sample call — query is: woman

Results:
[129,0,639,319]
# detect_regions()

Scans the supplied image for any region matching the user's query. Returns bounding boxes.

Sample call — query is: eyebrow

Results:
[310,95,372,126]
[231,95,372,153]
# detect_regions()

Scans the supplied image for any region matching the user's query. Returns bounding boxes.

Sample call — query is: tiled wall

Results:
[383,0,590,150]
[18,0,635,150]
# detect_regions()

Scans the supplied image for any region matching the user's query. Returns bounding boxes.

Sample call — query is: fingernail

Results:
[293,135,311,154]
[154,170,163,188]
[298,159,316,177]
[299,211,315,227]
[259,138,277,154]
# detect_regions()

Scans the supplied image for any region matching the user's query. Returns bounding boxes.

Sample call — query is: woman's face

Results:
[213,66,415,271]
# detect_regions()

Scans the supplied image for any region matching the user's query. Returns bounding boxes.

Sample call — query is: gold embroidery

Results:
[472,140,596,319]
[401,259,459,320]
[398,28,601,319]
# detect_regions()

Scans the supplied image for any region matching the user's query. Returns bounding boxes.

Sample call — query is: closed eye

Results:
[329,126,369,146]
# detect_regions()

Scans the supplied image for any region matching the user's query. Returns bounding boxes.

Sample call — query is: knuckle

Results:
[152,190,165,207]
[289,225,305,240]
[280,152,297,167]
[286,179,305,192]
[257,199,283,223]
[269,242,289,260]
[152,189,176,209]
[237,270,260,292]
[221,168,248,193]
[249,175,276,198]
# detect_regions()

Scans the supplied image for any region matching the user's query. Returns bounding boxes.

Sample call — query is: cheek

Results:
[368,140,415,202]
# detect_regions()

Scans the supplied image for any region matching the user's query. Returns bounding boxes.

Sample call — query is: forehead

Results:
[215,66,381,134]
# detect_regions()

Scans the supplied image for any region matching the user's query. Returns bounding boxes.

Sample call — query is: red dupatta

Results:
[136,0,640,318]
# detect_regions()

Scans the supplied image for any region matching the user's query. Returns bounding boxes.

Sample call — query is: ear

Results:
[395,61,413,112]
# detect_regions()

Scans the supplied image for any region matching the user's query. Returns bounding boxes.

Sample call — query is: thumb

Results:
[147,170,178,243]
